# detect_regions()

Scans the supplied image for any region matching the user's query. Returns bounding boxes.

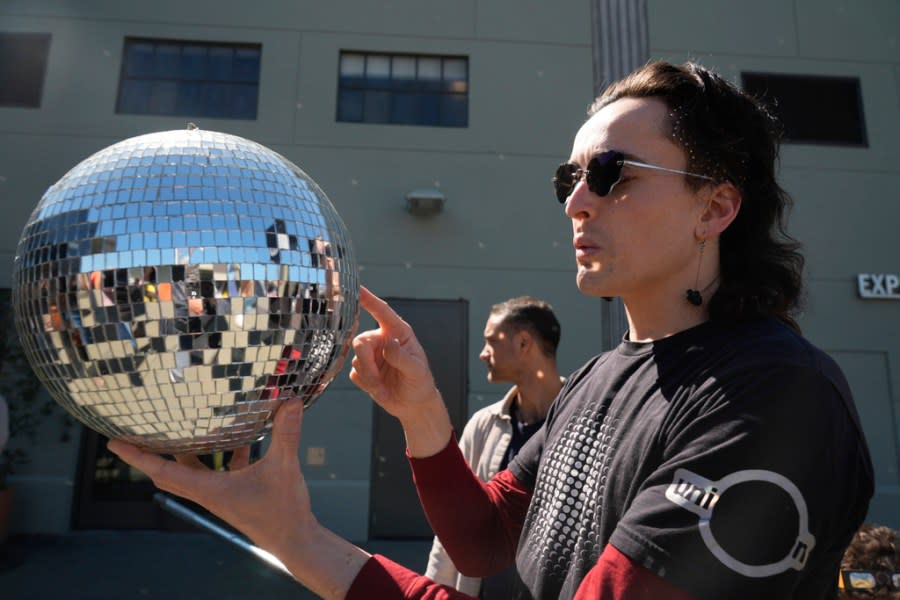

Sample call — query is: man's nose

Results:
[564,179,596,219]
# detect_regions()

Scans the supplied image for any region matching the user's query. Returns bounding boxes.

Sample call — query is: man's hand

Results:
[350,286,453,457]
[108,399,371,599]
[108,398,314,552]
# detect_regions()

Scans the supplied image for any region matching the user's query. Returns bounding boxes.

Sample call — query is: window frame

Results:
[0,31,52,108]
[115,37,262,121]
[336,50,469,128]
[741,71,868,147]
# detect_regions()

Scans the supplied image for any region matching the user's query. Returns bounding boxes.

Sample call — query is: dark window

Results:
[337,52,468,127]
[0,32,51,107]
[117,38,261,120]
[741,72,867,146]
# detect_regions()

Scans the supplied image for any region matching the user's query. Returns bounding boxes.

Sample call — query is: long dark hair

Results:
[591,61,805,330]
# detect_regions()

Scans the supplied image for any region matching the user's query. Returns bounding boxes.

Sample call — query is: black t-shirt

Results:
[508,317,874,600]
[500,401,546,471]
[483,402,546,600]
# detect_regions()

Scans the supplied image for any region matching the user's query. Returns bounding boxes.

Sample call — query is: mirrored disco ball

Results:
[11,127,359,455]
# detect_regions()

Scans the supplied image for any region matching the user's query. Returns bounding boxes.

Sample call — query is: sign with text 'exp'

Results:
[857,274,900,300]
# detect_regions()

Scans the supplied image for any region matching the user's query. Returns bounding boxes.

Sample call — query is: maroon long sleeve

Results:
[575,544,694,600]
[408,433,531,576]
[345,435,694,600]
[348,554,473,600]
[346,545,693,600]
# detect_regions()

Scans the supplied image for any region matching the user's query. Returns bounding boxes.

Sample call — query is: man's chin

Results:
[486,373,507,384]
[575,273,613,298]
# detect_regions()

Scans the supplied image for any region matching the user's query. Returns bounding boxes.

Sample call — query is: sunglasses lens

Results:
[585,151,624,197]
[553,151,625,203]
[553,163,576,203]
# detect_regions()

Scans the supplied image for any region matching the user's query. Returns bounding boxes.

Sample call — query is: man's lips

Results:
[573,236,600,259]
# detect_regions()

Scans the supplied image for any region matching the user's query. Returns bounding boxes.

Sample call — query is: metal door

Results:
[369,298,468,539]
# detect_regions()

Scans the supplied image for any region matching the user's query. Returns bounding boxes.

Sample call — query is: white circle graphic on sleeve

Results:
[665,468,815,578]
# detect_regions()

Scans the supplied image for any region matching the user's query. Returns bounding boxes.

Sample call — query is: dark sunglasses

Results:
[553,150,715,204]
[839,570,900,593]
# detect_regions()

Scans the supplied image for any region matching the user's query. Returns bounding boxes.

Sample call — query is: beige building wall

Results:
[0,0,897,537]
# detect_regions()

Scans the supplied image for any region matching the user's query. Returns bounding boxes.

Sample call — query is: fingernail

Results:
[284,398,303,416]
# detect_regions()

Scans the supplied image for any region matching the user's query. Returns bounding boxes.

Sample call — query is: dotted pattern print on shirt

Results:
[520,399,619,596]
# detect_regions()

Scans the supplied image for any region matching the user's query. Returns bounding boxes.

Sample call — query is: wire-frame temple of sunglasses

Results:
[553,150,715,204]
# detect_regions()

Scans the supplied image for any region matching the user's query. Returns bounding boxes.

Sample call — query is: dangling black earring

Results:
[686,239,705,306]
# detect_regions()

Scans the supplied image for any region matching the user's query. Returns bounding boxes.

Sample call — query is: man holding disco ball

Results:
[109,61,873,600]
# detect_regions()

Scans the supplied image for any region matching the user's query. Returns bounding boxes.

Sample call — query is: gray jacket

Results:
[424,387,519,596]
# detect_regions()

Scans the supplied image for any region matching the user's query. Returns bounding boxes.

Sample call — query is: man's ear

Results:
[516,330,532,353]
[697,181,741,239]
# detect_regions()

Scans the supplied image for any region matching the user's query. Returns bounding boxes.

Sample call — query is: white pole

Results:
[154,492,292,577]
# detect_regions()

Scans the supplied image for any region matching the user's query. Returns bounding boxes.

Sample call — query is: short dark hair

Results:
[591,61,805,330]
[838,523,900,599]
[491,296,561,358]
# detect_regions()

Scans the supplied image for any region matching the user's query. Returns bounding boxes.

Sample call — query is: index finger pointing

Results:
[359,286,408,335]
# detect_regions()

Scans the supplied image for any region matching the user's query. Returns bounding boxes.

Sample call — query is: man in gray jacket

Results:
[426,296,564,599]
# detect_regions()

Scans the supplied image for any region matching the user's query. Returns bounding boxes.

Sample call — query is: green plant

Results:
[0,288,73,482]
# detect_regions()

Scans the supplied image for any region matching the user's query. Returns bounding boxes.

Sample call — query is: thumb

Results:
[382,337,425,377]
[268,398,304,462]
